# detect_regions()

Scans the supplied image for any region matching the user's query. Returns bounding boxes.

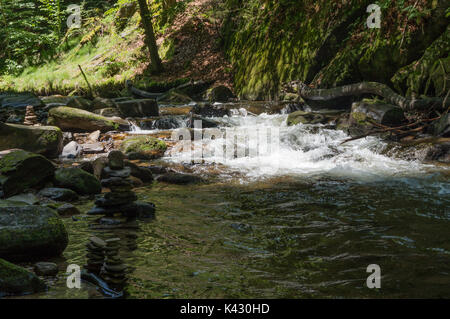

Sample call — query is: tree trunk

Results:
[137,0,163,73]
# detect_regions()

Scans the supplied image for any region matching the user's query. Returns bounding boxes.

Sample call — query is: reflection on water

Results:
[26,171,450,299]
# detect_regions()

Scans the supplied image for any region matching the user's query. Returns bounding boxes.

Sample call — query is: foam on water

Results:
[163,113,431,180]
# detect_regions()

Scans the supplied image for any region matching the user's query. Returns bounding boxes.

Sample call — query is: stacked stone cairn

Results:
[88,150,140,219]
[23,105,38,126]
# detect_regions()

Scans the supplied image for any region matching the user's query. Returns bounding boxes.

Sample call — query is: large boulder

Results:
[120,136,167,159]
[0,122,63,158]
[0,206,68,260]
[0,93,44,109]
[0,258,47,297]
[348,100,406,136]
[0,150,55,197]
[48,106,130,132]
[54,167,101,195]
[115,99,159,117]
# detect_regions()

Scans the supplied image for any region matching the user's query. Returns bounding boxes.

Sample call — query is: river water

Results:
[25,110,450,298]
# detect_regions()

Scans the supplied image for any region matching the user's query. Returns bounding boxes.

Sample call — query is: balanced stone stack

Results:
[101,238,127,289]
[85,236,106,274]
[88,151,140,219]
[23,105,39,126]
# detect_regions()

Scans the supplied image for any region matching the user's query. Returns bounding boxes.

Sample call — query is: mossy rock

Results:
[0,206,68,261]
[120,136,167,159]
[206,85,235,102]
[0,122,63,158]
[0,258,47,297]
[48,106,130,132]
[54,167,102,195]
[0,150,55,197]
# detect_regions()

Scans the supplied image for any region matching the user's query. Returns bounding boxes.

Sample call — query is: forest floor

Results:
[0,0,233,96]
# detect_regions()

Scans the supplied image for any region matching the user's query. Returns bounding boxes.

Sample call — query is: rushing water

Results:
[18,109,450,299]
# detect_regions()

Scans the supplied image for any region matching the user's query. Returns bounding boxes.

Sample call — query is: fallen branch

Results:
[78,64,94,98]
[286,81,449,111]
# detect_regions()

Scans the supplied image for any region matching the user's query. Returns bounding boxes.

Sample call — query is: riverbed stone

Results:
[61,141,82,158]
[54,167,101,195]
[120,136,167,159]
[48,106,130,132]
[57,203,81,216]
[0,149,55,197]
[0,122,63,158]
[116,99,159,118]
[205,85,235,102]
[0,92,44,109]
[0,258,47,296]
[125,161,153,182]
[33,262,58,276]
[108,150,125,170]
[6,193,39,205]
[0,206,68,260]
[38,187,79,201]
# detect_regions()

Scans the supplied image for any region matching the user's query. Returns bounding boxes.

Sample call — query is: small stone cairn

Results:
[88,150,140,218]
[23,105,38,126]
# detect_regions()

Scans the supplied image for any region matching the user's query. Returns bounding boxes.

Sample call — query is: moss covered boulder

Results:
[0,150,55,197]
[48,106,130,132]
[120,136,167,159]
[54,167,102,195]
[0,206,68,260]
[0,258,47,297]
[205,85,235,102]
[348,100,406,137]
[0,122,63,158]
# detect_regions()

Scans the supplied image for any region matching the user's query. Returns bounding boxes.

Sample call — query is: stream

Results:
[17,107,450,298]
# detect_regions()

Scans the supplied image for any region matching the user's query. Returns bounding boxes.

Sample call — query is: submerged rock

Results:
[57,203,81,216]
[54,167,101,195]
[156,173,205,185]
[0,206,68,260]
[48,106,129,132]
[33,262,58,276]
[0,149,55,197]
[0,258,47,296]
[0,122,63,158]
